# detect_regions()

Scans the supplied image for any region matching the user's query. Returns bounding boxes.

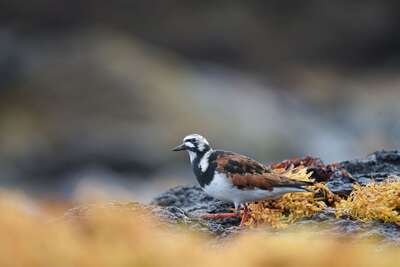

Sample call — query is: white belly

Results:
[203,172,305,207]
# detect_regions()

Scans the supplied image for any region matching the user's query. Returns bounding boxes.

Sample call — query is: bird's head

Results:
[172,134,211,160]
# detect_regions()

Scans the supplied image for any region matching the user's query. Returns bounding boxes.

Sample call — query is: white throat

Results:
[199,149,213,172]
[187,149,213,173]
[188,151,197,163]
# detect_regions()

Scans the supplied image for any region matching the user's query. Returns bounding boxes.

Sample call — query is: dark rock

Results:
[152,185,240,234]
[343,150,400,178]
[325,172,356,196]
[327,150,400,195]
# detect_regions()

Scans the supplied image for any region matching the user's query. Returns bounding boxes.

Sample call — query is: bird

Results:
[172,134,313,226]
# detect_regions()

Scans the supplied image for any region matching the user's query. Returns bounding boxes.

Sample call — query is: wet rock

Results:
[327,150,400,195]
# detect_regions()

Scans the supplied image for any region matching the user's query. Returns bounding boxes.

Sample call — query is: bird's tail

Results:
[283,180,315,193]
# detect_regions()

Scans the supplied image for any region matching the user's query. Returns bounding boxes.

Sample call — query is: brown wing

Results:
[215,151,268,175]
[214,151,311,191]
[230,172,312,191]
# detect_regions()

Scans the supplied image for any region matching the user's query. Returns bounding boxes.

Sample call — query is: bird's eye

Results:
[185,138,197,143]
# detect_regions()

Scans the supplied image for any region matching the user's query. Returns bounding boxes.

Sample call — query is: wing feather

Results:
[214,151,312,191]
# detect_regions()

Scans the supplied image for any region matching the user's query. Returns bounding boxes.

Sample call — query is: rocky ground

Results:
[151,150,400,241]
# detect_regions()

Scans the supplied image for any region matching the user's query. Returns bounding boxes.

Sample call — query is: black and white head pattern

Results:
[183,134,211,153]
[182,134,212,165]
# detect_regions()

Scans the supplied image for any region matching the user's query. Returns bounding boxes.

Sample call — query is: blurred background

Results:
[0,1,400,203]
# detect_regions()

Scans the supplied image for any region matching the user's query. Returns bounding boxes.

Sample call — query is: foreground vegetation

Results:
[0,190,399,267]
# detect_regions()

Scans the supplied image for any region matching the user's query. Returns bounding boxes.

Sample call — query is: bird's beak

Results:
[172,143,187,151]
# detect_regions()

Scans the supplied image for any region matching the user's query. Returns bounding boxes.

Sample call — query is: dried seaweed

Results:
[336,177,400,224]
[246,164,399,228]
[247,167,332,228]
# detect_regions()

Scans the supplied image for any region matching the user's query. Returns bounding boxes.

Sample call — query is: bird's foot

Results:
[201,212,240,219]
[202,206,250,227]
[239,205,250,227]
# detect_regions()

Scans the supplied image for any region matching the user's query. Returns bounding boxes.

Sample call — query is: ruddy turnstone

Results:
[173,134,312,225]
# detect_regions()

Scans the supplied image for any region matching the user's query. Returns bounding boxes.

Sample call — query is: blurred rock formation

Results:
[0,2,400,199]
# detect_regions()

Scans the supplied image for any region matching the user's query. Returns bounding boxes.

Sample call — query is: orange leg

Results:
[202,204,250,226]
[202,212,241,219]
[239,205,249,226]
